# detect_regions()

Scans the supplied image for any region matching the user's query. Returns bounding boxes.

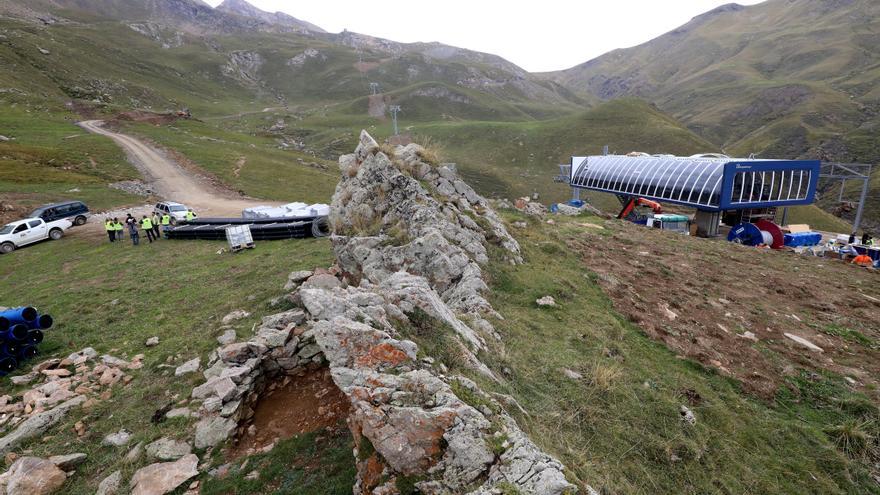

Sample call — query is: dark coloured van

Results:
[29,201,90,226]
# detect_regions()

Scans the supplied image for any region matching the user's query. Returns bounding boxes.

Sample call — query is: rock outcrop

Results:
[189,131,575,494]
[331,131,521,352]
[129,453,199,495]
[0,456,67,495]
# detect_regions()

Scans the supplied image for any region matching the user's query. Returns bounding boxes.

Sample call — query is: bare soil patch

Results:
[227,367,351,459]
[108,110,182,126]
[354,61,380,73]
[571,220,880,399]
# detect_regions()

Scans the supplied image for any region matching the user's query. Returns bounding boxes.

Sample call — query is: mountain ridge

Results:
[216,0,325,33]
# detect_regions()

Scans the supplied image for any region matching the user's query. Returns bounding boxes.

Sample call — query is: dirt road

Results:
[78,120,277,219]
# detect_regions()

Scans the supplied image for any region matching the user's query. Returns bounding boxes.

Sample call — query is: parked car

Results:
[29,200,90,226]
[0,218,73,254]
[153,201,190,225]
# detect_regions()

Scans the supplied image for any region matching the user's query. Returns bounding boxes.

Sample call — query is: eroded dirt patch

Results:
[571,220,880,398]
[228,367,350,459]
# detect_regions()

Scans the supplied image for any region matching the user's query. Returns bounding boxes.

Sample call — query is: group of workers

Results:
[104,209,197,246]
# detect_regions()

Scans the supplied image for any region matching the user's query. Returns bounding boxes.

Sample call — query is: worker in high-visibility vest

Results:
[161,213,171,228]
[104,218,115,243]
[151,213,161,239]
[113,218,124,242]
[185,209,197,222]
[141,215,155,243]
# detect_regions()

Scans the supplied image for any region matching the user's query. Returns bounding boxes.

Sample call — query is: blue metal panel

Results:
[719,160,820,210]
[569,155,820,212]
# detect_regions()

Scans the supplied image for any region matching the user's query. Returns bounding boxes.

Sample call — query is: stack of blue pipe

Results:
[783,232,822,247]
[0,306,52,376]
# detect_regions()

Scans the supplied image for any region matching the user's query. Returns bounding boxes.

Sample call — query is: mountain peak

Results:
[216,0,324,33]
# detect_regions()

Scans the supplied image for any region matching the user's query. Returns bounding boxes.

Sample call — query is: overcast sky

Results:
[203,0,765,72]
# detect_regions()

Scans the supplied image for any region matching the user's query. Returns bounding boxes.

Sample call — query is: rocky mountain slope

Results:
[546,0,880,162]
[215,0,325,33]
[0,0,581,116]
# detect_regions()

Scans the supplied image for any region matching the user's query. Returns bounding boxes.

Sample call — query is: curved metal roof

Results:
[571,155,728,208]
[570,155,819,211]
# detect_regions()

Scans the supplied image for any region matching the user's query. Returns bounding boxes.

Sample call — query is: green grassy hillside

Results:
[0,108,142,222]
[546,0,880,160]
[545,0,880,231]
[411,99,718,201]
[1,208,877,494]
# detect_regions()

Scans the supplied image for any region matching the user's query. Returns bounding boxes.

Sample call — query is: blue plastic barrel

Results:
[0,356,16,375]
[0,307,38,331]
[17,345,38,361]
[1,324,30,342]
[28,314,53,330]
[1,342,20,358]
[27,329,43,345]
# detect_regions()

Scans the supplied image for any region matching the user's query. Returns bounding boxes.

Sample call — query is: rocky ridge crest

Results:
[187,131,576,494]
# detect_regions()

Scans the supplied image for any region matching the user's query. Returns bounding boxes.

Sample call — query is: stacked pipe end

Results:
[0,306,53,376]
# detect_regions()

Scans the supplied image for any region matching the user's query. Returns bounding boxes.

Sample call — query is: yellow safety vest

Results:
[186,211,196,221]
[113,222,123,231]
[141,218,153,230]
[105,221,113,231]
[161,215,171,225]
[151,215,160,225]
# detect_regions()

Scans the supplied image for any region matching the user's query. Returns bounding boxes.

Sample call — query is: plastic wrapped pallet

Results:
[242,203,329,219]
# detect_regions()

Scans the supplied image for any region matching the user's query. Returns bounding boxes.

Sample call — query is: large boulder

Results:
[194,416,236,449]
[3,457,67,495]
[129,454,199,495]
[145,437,192,461]
[0,396,86,456]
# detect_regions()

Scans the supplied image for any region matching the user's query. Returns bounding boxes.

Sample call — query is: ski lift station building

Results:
[564,154,821,236]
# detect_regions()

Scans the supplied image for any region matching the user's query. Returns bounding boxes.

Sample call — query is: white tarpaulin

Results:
[242,202,330,219]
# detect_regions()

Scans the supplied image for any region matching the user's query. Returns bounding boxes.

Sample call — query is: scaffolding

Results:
[818,162,873,232]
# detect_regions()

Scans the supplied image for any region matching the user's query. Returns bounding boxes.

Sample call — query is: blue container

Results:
[1,341,21,358]
[1,324,30,342]
[27,314,53,330]
[784,232,822,247]
[17,345,37,361]
[0,356,16,376]
[0,307,38,331]
[566,200,585,208]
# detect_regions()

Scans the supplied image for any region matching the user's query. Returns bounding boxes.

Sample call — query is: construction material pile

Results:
[166,217,328,241]
[0,306,52,376]
[242,202,329,220]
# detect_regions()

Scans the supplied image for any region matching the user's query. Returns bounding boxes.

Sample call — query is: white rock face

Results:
[287,48,326,67]
[174,357,200,376]
[102,429,132,447]
[221,51,263,87]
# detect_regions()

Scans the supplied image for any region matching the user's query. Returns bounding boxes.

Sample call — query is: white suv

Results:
[0,218,73,254]
[153,201,190,224]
